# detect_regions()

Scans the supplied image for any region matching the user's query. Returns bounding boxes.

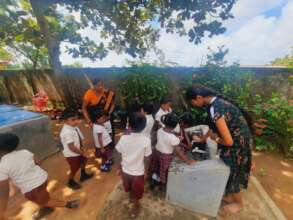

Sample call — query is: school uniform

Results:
[155,108,180,133]
[0,150,49,205]
[154,128,180,184]
[93,123,112,165]
[155,107,171,126]
[116,133,152,200]
[60,124,86,174]
[141,114,155,138]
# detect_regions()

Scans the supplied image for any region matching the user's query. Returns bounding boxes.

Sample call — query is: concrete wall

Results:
[0,67,292,108]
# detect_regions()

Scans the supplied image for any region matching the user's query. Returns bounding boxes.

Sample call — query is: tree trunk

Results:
[29,0,75,108]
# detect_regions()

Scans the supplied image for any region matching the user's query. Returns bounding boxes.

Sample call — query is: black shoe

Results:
[66,200,80,209]
[32,207,54,220]
[67,179,82,190]
[80,172,94,182]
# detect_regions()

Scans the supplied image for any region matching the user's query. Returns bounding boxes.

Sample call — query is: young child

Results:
[153,113,196,189]
[90,109,113,172]
[115,112,152,218]
[141,102,155,138]
[0,133,79,220]
[178,113,194,150]
[155,98,172,127]
[60,109,93,190]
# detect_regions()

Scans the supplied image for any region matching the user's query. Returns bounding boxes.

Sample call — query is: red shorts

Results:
[66,156,86,174]
[122,172,144,200]
[24,181,50,206]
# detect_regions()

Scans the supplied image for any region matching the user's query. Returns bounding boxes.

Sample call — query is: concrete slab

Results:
[0,105,57,159]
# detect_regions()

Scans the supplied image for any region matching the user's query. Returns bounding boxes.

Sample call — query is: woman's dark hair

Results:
[0,133,19,152]
[142,102,154,115]
[61,109,79,120]
[93,78,103,85]
[129,112,146,133]
[89,108,107,123]
[179,112,194,126]
[160,98,171,105]
[161,113,178,129]
[185,86,254,132]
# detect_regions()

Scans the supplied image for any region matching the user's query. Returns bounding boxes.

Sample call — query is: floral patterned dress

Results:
[208,97,253,194]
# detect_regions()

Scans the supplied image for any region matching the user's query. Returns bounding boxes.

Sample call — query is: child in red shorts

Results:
[60,109,93,190]
[90,109,113,172]
[0,133,79,220]
[116,112,152,218]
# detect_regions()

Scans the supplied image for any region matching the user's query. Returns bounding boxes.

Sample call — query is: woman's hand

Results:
[187,160,196,165]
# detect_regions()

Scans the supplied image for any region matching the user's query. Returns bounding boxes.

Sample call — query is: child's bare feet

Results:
[223,203,242,214]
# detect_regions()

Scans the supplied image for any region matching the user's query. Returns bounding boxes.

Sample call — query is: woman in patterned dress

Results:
[185,86,253,214]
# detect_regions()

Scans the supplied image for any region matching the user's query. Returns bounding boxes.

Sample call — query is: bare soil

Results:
[253,151,293,220]
[5,120,293,220]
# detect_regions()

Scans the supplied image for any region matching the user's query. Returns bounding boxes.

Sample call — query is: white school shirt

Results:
[93,123,112,148]
[116,133,152,176]
[60,124,84,157]
[156,128,180,154]
[141,114,154,138]
[155,107,172,126]
[0,150,48,194]
[155,107,180,133]
[103,120,112,134]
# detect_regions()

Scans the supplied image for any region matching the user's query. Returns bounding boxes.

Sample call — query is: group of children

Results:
[0,98,197,219]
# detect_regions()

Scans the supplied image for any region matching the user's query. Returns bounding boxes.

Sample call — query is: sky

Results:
[60,0,293,67]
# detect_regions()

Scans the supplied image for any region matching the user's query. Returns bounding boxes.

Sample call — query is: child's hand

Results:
[187,160,196,165]
[117,168,122,176]
[100,147,106,154]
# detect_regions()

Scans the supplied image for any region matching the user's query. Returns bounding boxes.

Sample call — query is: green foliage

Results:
[0,0,49,69]
[118,72,169,107]
[271,47,293,68]
[253,93,293,157]
[1,0,237,74]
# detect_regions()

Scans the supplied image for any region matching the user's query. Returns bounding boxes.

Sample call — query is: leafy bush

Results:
[253,93,293,157]
[118,72,169,107]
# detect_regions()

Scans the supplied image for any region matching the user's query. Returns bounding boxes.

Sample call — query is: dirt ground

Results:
[97,177,280,220]
[5,120,293,220]
[5,121,121,220]
[253,151,293,220]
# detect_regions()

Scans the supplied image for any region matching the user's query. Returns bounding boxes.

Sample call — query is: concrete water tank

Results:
[166,158,230,217]
[0,105,57,159]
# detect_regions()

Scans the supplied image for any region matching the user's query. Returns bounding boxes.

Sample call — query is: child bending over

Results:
[0,133,79,220]
[60,109,93,190]
[152,113,196,190]
[116,112,152,218]
[90,109,113,172]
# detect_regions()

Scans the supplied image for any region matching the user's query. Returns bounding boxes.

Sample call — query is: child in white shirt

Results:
[141,102,155,138]
[116,112,152,218]
[60,109,93,190]
[153,113,196,188]
[0,133,79,220]
[155,98,180,134]
[155,98,172,127]
[90,109,113,172]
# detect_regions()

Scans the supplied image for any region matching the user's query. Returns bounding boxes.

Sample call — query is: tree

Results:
[27,0,236,76]
[1,0,237,107]
[0,0,49,70]
[206,45,229,66]
[271,47,293,68]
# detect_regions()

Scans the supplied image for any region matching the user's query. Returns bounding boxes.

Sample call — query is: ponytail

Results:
[161,113,178,129]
